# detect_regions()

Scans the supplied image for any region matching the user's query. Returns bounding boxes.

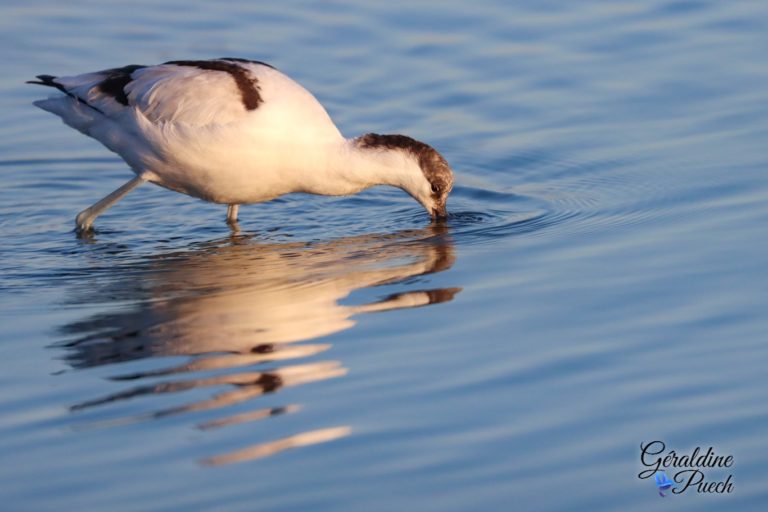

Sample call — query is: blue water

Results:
[1,1,767,510]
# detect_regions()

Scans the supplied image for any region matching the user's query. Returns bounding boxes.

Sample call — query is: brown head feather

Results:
[354,133,454,202]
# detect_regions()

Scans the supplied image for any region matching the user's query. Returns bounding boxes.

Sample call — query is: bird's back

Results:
[35,59,341,137]
[31,59,345,202]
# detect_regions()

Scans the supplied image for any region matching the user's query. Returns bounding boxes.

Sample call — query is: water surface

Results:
[1,1,767,510]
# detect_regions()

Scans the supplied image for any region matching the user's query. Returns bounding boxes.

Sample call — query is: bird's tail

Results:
[27,74,103,114]
[26,74,67,93]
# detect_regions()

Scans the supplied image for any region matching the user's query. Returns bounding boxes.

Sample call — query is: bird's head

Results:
[355,133,454,219]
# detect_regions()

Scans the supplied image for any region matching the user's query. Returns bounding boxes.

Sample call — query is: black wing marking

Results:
[27,65,147,114]
[26,74,104,113]
[164,59,264,110]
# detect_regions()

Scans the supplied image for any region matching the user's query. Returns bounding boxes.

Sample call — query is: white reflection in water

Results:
[201,426,353,466]
[58,225,459,464]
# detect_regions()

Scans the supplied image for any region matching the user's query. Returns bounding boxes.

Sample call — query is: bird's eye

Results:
[431,184,439,194]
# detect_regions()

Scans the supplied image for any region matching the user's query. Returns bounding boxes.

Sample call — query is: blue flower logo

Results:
[655,471,675,497]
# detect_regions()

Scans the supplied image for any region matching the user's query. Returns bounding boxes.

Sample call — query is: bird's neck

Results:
[315,139,420,196]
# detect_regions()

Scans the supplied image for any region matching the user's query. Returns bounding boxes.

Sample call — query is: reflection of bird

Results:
[28,58,454,231]
[59,227,459,463]
[201,426,352,466]
[61,227,458,370]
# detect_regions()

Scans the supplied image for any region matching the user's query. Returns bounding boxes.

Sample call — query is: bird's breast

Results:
[142,135,340,204]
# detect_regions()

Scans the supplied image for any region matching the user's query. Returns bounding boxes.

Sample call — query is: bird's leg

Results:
[226,204,239,224]
[75,176,146,232]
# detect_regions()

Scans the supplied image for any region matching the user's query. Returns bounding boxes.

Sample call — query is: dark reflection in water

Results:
[55,225,459,464]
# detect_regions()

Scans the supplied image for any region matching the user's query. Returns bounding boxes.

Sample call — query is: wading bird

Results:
[28,58,454,231]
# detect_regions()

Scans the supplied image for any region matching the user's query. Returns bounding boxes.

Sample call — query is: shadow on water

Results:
[53,224,460,465]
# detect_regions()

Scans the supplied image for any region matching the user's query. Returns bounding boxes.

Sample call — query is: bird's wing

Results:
[33,59,276,125]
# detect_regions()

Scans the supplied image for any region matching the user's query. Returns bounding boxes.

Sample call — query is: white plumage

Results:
[29,58,454,231]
